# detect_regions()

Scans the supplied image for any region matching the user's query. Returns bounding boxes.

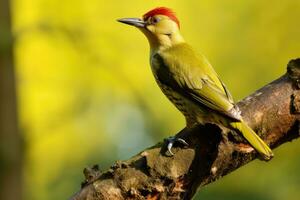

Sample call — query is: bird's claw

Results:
[165,136,189,156]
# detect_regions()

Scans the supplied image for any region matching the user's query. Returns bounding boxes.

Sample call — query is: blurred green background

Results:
[1,0,300,199]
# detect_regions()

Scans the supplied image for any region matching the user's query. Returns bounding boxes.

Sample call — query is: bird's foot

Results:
[164,136,189,156]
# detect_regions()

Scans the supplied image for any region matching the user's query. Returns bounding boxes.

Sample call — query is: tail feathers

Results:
[230,121,273,160]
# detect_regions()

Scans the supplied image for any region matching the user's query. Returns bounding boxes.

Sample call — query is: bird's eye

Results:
[151,17,160,24]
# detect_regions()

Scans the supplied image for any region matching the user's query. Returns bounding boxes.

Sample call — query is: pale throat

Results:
[147,31,185,53]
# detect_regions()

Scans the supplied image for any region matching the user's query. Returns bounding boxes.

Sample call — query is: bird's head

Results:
[118,7,184,50]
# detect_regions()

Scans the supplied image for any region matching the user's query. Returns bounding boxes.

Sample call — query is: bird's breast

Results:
[150,51,219,126]
[151,70,198,126]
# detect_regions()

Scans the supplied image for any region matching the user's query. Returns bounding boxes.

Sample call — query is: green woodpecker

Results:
[118,7,273,160]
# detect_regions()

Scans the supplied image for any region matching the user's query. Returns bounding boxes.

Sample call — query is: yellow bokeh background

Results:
[11,0,300,199]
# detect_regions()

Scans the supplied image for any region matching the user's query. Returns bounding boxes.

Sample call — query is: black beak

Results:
[117,18,146,28]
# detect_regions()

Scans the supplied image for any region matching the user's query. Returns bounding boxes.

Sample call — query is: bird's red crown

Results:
[143,7,180,29]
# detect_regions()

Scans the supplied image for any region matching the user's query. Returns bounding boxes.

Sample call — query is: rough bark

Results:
[0,0,22,200]
[70,59,300,200]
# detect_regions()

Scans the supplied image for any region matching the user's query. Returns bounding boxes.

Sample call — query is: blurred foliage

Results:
[11,0,300,199]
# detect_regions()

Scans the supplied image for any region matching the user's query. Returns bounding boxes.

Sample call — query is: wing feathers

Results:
[152,44,240,121]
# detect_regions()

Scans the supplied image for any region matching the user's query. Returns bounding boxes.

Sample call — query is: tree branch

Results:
[70,59,300,200]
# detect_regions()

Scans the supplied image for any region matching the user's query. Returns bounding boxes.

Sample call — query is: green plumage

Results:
[151,43,273,160]
[117,10,273,160]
